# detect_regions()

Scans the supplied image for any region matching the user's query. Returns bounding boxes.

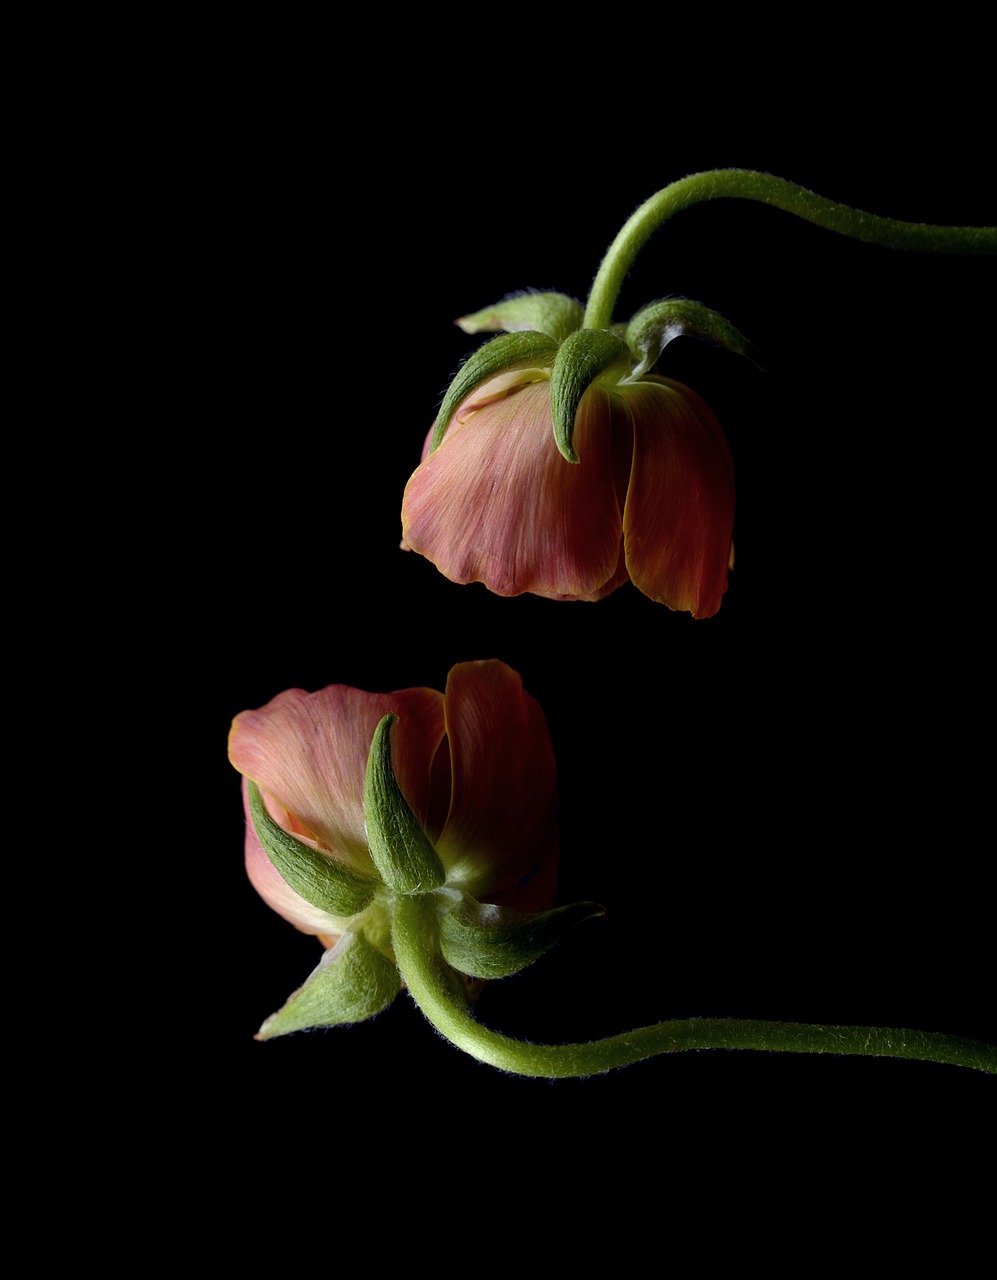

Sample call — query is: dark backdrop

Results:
[174,92,995,1157]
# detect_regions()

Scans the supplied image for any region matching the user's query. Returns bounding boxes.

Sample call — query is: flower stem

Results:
[582,169,997,330]
[392,896,996,1077]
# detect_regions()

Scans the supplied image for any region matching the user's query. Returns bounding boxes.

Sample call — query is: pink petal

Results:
[617,377,734,619]
[229,684,446,875]
[401,374,623,598]
[532,396,635,601]
[435,660,559,910]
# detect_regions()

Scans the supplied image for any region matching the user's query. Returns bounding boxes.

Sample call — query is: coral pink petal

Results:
[436,660,559,904]
[533,394,635,601]
[229,685,446,873]
[401,377,622,598]
[619,378,734,619]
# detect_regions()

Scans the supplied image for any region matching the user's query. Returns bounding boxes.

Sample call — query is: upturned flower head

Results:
[230,660,598,1039]
[401,293,746,619]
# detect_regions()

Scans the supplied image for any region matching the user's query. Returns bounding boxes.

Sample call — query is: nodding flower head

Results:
[401,294,742,619]
[229,660,583,1038]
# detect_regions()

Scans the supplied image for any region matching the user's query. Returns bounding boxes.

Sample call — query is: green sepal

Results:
[456,292,583,342]
[430,331,558,454]
[364,714,446,894]
[550,328,630,462]
[439,895,605,980]
[255,932,400,1040]
[248,779,378,917]
[625,298,758,379]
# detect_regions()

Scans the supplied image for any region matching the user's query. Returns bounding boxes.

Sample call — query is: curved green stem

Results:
[583,169,997,330]
[392,896,996,1076]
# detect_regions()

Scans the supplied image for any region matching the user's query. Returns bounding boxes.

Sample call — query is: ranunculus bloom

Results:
[229,660,559,952]
[401,366,734,619]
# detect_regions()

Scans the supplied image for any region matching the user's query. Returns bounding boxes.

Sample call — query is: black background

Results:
[172,67,995,1163]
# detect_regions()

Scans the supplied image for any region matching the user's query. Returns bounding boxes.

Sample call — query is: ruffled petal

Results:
[401,373,623,599]
[229,685,446,874]
[617,377,734,619]
[435,660,558,911]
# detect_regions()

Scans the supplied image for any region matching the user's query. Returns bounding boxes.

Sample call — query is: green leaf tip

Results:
[430,331,558,454]
[456,292,584,342]
[247,780,378,917]
[440,896,605,980]
[625,298,759,378]
[363,714,446,894]
[255,933,400,1040]
[550,329,630,462]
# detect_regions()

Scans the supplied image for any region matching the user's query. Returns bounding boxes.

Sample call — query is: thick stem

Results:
[583,169,997,330]
[392,895,996,1077]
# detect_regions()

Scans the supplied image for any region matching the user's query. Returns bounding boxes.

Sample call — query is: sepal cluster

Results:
[431,291,752,464]
[250,714,598,1038]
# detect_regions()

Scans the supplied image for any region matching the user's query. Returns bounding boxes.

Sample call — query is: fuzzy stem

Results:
[583,169,996,330]
[392,895,996,1077]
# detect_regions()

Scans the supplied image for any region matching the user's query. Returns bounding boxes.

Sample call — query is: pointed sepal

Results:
[625,299,758,379]
[456,292,583,342]
[248,780,378,917]
[430,331,558,453]
[364,714,446,894]
[255,932,400,1040]
[551,329,630,462]
[440,894,605,980]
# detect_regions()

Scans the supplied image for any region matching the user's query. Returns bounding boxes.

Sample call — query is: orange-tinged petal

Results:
[229,685,446,876]
[401,374,622,599]
[435,660,559,911]
[617,377,734,619]
[532,391,635,601]
[531,543,629,602]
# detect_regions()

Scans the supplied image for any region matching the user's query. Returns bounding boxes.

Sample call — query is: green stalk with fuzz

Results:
[392,894,996,1077]
[583,169,996,330]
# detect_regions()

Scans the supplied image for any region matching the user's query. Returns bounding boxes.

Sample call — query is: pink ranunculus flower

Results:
[400,364,735,619]
[229,660,560,956]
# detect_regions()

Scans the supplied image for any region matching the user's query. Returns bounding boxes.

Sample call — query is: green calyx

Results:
[256,932,401,1040]
[247,780,378,917]
[550,328,630,462]
[440,896,605,980]
[430,330,559,454]
[363,714,446,894]
[625,299,758,379]
[456,291,584,342]
[437,295,754,474]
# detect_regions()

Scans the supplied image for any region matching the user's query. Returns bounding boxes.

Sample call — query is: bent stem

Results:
[583,169,997,331]
[392,895,996,1077]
